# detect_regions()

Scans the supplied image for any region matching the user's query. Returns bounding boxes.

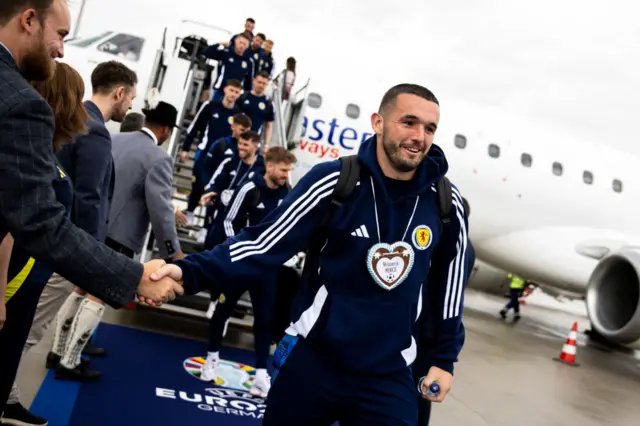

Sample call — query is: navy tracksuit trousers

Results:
[263,336,418,425]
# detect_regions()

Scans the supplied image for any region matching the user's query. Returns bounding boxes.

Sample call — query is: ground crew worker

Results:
[149,83,469,425]
[199,147,296,399]
[500,273,525,321]
[238,71,275,149]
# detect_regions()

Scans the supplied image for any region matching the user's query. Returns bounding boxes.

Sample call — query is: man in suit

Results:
[107,101,185,262]
[25,60,140,383]
[0,0,182,305]
[0,0,183,420]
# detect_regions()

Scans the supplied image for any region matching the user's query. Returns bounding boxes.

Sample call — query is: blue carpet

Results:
[31,323,272,425]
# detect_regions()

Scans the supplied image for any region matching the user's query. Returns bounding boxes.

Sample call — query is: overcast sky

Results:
[69,0,640,155]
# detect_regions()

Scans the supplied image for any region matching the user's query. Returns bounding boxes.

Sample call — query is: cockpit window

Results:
[96,33,145,62]
[68,32,113,48]
[583,171,594,185]
[521,153,532,167]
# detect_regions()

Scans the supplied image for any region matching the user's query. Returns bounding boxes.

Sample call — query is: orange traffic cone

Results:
[553,321,580,366]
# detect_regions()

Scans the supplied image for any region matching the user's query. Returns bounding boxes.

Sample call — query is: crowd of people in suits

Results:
[0,2,300,425]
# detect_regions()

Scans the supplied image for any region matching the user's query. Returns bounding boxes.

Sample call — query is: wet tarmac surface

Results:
[14,289,640,425]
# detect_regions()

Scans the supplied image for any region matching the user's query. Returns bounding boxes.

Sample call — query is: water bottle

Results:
[417,377,440,398]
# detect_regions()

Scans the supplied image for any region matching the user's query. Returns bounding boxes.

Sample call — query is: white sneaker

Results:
[205,301,217,319]
[200,354,218,382]
[196,228,207,244]
[249,370,271,398]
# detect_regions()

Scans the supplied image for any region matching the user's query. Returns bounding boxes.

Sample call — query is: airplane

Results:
[56,12,640,349]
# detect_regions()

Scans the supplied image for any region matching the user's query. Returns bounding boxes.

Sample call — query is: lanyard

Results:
[229,159,255,189]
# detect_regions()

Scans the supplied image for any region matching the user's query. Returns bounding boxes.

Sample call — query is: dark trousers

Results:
[271,266,300,343]
[264,337,418,425]
[207,277,277,369]
[0,267,54,415]
[204,229,227,303]
[504,288,521,314]
[187,157,209,212]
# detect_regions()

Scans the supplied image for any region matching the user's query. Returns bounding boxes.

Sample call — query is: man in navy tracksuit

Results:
[150,84,469,425]
[203,34,253,101]
[198,131,265,315]
[201,131,266,250]
[200,146,296,398]
[238,71,275,148]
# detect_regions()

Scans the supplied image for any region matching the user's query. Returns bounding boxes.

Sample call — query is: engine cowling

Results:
[585,249,640,344]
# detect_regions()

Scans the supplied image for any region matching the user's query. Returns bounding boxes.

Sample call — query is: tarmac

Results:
[13,288,640,426]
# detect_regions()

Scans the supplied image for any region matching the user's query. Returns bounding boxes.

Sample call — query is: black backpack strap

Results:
[247,186,261,212]
[435,176,453,240]
[299,155,361,282]
[217,137,227,155]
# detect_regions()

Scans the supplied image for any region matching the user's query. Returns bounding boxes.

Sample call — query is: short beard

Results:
[381,131,425,173]
[21,35,54,82]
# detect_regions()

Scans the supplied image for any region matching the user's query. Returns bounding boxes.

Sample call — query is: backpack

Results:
[299,154,452,283]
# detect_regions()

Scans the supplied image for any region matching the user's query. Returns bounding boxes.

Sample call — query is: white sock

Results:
[60,298,105,369]
[255,368,268,381]
[51,292,85,356]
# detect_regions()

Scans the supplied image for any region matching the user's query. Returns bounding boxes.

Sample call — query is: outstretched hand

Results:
[150,263,184,282]
[136,259,184,306]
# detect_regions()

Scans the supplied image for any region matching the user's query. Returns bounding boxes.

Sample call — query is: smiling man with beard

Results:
[148,83,471,425]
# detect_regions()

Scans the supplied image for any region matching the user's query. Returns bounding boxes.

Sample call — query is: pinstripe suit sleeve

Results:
[0,95,143,308]
[145,155,181,257]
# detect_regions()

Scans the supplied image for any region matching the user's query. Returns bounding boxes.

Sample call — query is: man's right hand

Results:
[150,263,184,283]
[179,151,188,162]
[200,192,217,206]
[136,259,184,306]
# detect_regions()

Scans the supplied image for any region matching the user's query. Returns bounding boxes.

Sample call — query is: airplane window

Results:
[613,179,623,193]
[69,32,112,47]
[552,162,563,176]
[521,153,532,167]
[97,33,145,62]
[583,171,594,185]
[345,103,360,119]
[488,143,500,158]
[307,93,322,109]
[454,134,467,149]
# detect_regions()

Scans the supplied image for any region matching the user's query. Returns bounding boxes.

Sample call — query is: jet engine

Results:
[585,248,640,344]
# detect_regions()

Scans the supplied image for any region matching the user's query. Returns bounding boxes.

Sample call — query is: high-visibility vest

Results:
[507,273,526,290]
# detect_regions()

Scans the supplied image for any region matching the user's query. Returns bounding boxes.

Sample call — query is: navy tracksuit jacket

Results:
[173,136,469,425]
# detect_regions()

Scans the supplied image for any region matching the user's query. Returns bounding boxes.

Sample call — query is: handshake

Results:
[135,259,186,306]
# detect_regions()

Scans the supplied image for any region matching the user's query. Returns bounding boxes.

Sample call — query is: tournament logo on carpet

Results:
[183,357,256,392]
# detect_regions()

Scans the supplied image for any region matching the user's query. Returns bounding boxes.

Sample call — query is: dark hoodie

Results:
[174,136,469,376]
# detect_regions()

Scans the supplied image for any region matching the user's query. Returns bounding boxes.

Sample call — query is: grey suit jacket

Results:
[0,43,142,307]
[108,129,181,257]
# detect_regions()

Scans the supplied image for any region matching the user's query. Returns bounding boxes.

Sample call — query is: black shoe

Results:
[46,352,90,369]
[82,342,106,357]
[45,352,60,369]
[0,402,48,425]
[499,310,507,320]
[514,314,521,322]
[54,361,100,383]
